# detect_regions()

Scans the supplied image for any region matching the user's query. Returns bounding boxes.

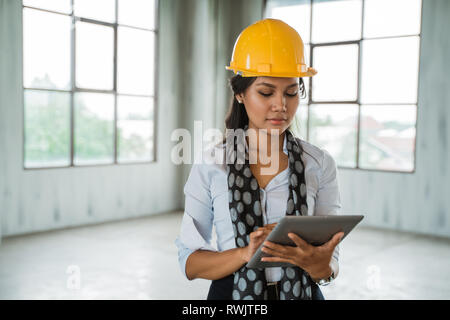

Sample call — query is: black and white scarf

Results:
[226,127,314,300]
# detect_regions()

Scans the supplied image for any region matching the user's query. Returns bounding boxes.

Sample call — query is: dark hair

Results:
[224,75,306,131]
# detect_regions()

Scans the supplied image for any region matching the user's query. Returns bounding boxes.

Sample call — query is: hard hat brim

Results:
[225,66,317,78]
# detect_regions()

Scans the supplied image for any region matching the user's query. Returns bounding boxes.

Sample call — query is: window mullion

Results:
[355,0,366,169]
[75,16,115,27]
[114,0,118,164]
[22,5,70,17]
[70,0,75,167]
[307,0,313,142]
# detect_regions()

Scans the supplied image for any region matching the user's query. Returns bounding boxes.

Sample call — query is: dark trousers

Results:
[207,274,325,300]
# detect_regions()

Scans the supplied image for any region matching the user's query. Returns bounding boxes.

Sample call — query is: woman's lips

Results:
[267,118,286,125]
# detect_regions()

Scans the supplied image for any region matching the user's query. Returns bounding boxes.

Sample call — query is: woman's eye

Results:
[258,91,298,97]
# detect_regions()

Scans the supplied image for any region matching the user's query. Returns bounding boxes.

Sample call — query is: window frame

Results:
[22,0,160,170]
[264,0,423,173]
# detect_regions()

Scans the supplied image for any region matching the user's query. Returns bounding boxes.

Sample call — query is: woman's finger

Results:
[251,229,271,244]
[249,230,263,240]
[261,256,293,265]
[263,240,289,254]
[261,246,291,260]
[287,233,310,250]
[322,232,344,250]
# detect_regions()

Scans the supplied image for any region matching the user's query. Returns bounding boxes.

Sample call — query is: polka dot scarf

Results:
[226,128,314,300]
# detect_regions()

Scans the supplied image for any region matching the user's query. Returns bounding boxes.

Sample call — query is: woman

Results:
[175,18,343,300]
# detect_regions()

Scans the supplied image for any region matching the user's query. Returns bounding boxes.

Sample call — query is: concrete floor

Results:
[0,211,449,300]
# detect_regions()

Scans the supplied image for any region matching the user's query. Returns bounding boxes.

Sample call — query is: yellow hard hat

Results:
[226,18,317,78]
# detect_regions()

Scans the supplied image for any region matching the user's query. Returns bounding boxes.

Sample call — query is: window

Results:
[266,0,422,172]
[23,0,158,168]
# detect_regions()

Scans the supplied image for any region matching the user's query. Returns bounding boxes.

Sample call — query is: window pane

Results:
[74,0,116,23]
[269,2,311,44]
[24,90,70,168]
[309,104,358,167]
[117,96,154,162]
[118,0,156,29]
[23,8,71,90]
[364,0,422,38]
[117,27,155,95]
[23,0,71,14]
[312,0,362,43]
[292,104,308,141]
[312,44,359,101]
[301,44,311,101]
[74,93,114,165]
[360,105,416,172]
[304,44,311,66]
[361,37,420,104]
[76,22,114,90]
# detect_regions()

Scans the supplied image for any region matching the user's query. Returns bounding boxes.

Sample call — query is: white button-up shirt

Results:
[175,134,342,282]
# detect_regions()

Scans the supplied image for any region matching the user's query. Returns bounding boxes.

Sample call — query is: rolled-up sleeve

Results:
[175,164,217,280]
[315,150,342,277]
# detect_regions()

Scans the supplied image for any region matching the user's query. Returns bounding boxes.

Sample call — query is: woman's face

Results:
[236,76,300,136]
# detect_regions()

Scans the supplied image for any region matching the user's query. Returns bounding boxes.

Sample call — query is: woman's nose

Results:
[271,94,287,112]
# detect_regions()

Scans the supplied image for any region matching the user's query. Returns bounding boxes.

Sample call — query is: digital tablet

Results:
[246,215,364,269]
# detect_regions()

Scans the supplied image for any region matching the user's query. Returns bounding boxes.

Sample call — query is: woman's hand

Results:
[240,223,277,263]
[260,231,344,280]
